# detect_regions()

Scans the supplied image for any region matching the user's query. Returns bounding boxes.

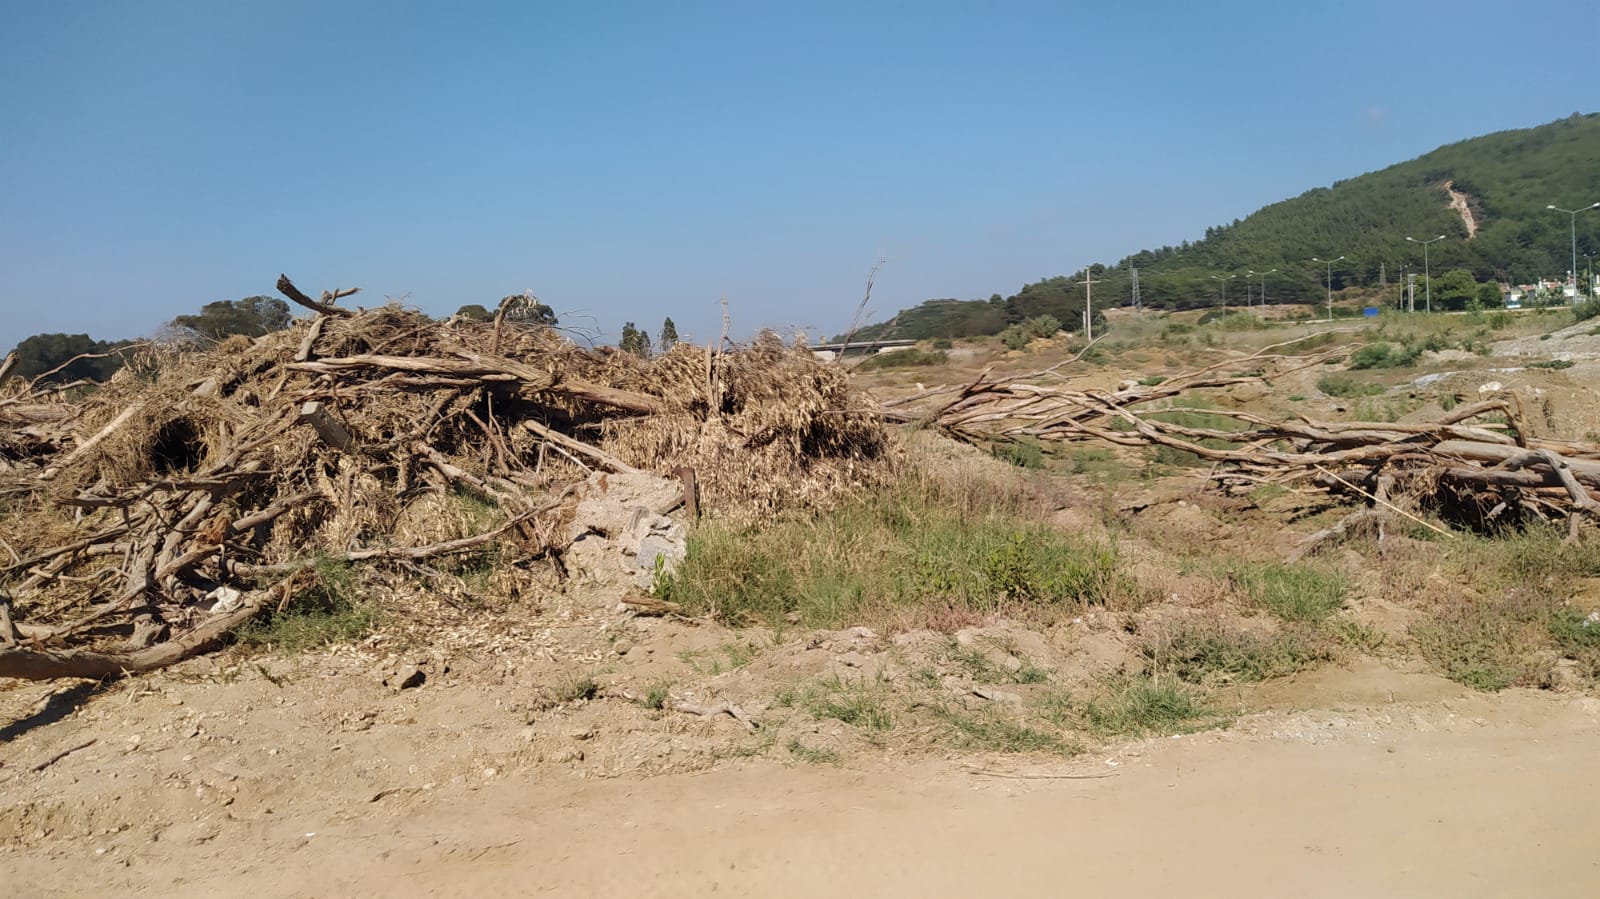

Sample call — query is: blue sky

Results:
[1,0,1595,349]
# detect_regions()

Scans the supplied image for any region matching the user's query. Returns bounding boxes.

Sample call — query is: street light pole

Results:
[1310,257,1344,320]
[1405,235,1446,313]
[1246,269,1277,310]
[1548,202,1599,298]
[1210,274,1236,311]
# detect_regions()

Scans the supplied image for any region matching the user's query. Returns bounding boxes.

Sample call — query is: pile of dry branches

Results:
[891,339,1600,536]
[0,278,887,680]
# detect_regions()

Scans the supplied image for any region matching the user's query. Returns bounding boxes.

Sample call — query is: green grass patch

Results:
[779,675,896,731]
[857,348,949,371]
[1066,447,1115,475]
[1146,624,1335,684]
[947,640,1049,684]
[1316,375,1385,398]
[638,681,672,710]
[659,474,1127,628]
[677,641,760,675]
[1332,619,1388,655]
[552,675,600,703]
[1228,562,1348,623]
[786,740,843,765]
[1526,359,1575,370]
[932,705,1075,754]
[1446,526,1600,597]
[1348,342,1419,369]
[1410,594,1553,691]
[1079,676,1215,737]
[992,439,1044,469]
[1411,530,1600,689]
[236,557,379,653]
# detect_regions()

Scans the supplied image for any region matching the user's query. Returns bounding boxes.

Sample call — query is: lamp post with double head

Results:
[1405,235,1446,313]
[1311,256,1344,320]
[1548,203,1599,298]
[1246,269,1276,310]
[1210,274,1236,312]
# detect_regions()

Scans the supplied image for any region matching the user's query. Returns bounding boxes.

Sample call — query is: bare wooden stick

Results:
[523,420,640,473]
[276,274,355,316]
[1285,508,1388,563]
[294,314,328,362]
[0,583,281,681]
[30,739,98,772]
[671,700,757,730]
[621,595,684,616]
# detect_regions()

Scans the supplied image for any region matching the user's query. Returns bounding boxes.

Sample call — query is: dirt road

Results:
[13,683,1598,898]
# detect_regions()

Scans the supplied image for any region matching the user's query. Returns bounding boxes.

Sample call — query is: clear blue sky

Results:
[1,0,1595,349]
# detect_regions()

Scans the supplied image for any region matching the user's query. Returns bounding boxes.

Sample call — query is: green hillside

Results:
[1123,111,1600,308]
[852,112,1599,339]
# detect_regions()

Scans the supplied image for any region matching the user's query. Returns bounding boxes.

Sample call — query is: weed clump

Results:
[660,472,1126,628]
[1229,562,1348,624]
[1080,676,1214,737]
[1145,623,1335,684]
[932,705,1074,755]
[1316,375,1385,398]
[235,557,378,653]
[1348,342,1419,369]
[856,348,949,371]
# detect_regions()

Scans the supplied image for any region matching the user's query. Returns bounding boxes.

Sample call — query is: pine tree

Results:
[619,322,640,354]
[659,317,678,351]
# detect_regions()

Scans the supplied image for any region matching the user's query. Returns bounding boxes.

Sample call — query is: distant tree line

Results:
[6,291,572,388]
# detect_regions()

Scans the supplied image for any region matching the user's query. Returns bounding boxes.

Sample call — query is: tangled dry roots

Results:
[0,283,889,677]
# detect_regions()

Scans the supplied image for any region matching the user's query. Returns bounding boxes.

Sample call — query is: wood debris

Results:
[0,277,888,681]
[896,338,1600,534]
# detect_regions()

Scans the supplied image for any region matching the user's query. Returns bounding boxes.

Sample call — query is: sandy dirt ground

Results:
[7,662,1598,898]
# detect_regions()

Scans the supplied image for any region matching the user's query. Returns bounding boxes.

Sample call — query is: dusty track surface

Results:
[7,661,1599,898]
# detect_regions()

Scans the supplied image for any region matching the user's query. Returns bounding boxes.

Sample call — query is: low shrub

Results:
[992,439,1044,469]
[1080,676,1214,736]
[856,348,948,370]
[1229,562,1348,623]
[236,557,379,653]
[1145,623,1335,684]
[1316,375,1384,398]
[1348,342,1419,369]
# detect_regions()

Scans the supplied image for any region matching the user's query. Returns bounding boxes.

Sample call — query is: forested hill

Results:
[849,113,1599,340]
[1120,112,1600,308]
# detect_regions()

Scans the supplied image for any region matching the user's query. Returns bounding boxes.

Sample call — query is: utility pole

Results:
[1078,268,1099,341]
[1311,257,1345,321]
[1130,267,1141,312]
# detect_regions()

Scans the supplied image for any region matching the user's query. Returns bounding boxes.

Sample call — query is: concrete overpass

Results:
[806,338,917,361]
